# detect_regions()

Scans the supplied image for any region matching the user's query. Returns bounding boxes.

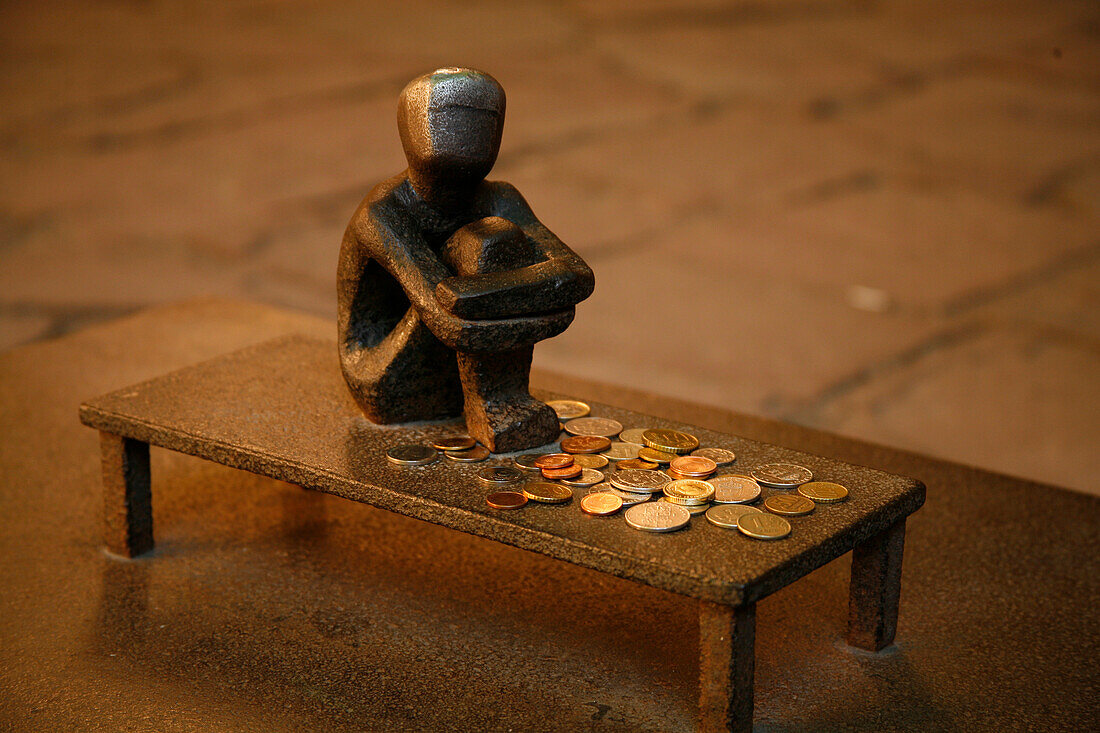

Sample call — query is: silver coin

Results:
[547,399,590,420]
[572,453,609,470]
[386,444,437,466]
[751,462,813,488]
[705,504,764,529]
[691,447,736,465]
[513,453,550,471]
[478,466,524,484]
[601,441,641,461]
[618,428,649,445]
[564,417,624,438]
[561,468,605,487]
[444,445,491,463]
[610,469,672,493]
[624,502,691,532]
[659,497,708,515]
[710,475,762,504]
[607,487,652,505]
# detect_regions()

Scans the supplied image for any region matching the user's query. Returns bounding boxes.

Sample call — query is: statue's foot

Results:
[465,393,559,454]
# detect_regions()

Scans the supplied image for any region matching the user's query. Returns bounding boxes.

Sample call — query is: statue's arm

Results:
[433,183,595,320]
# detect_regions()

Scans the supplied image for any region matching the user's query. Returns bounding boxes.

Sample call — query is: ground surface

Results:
[1,0,1097,493]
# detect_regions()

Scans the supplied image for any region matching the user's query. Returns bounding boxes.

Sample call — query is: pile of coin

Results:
[382,399,851,541]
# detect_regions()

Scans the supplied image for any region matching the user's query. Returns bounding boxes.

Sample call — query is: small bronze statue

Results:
[338,68,594,452]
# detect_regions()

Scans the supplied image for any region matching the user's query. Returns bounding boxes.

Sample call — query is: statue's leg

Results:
[456,347,559,452]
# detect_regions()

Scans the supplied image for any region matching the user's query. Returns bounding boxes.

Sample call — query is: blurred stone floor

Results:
[1,0,1097,494]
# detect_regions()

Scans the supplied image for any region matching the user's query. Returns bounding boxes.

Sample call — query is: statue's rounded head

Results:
[398,68,506,191]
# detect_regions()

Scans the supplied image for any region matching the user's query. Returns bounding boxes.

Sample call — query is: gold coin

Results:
[663,479,715,504]
[704,504,763,529]
[432,435,476,451]
[617,458,659,471]
[522,482,573,504]
[618,428,649,445]
[659,497,708,515]
[798,481,849,503]
[737,512,791,540]
[580,492,623,516]
[764,493,815,516]
[444,445,490,462]
[486,491,527,509]
[572,453,609,469]
[637,447,676,464]
[669,456,717,476]
[547,399,590,419]
[641,429,699,454]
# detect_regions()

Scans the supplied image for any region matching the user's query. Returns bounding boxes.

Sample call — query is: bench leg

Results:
[100,432,153,557]
[699,600,755,733]
[847,518,906,651]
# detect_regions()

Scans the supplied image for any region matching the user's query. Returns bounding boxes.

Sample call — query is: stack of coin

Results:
[660,478,715,516]
[667,455,717,481]
[534,453,581,481]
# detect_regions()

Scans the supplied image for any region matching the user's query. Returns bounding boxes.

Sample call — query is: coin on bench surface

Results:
[625,501,691,532]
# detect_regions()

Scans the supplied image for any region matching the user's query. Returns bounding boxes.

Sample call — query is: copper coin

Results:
[666,468,711,482]
[486,491,527,509]
[580,492,623,516]
[542,464,583,480]
[432,435,476,451]
[444,445,490,462]
[670,456,718,476]
[618,458,659,471]
[561,435,612,454]
[533,453,574,470]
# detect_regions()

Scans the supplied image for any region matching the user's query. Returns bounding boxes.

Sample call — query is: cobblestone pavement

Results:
[2,1,1097,494]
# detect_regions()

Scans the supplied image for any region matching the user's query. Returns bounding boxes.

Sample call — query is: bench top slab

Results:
[79,334,924,605]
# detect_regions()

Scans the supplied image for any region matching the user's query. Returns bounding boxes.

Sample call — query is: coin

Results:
[618,428,649,445]
[691,447,736,465]
[533,453,574,470]
[752,463,813,488]
[798,481,849,503]
[659,497,708,515]
[477,466,524,484]
[580,492,623,516]
[611,468,672,493]
[542,464,583,480]
[513,453,549,471]
[670,456,718,477]
[737,512,792,540]
[641,429,699,454]
[710,475,761,504]
[486,491,527,509]
[637,447,676,464]
[572,453,609,469]
[444,445,490,462]
[561,468,605,487]
[522,482,573,504]
[617,458,659,471]
[386,444,438,466]
[705,504,764,529]
[601,442,641,461]
[432,435,476,451]
[624,502,691,532]
[764,493,815,516]
[663,479,715,504]
[564,417,623,438]
[547,399,590,419]
[561,435,612,454]
[666,468,705,482]
[608,487,652,505]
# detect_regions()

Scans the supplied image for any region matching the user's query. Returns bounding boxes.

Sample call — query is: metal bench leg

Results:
[848,518,906,651]
[699,600,755,733]
[100,432,153,557]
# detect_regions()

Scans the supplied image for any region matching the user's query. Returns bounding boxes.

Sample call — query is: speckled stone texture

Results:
[80,334,923,607]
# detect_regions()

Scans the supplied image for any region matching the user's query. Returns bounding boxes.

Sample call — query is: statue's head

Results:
[398,68,506,190]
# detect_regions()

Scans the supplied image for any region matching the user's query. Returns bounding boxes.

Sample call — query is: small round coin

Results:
[561,468,605,487]
[547,399,590,419]
[617,458,659,471]
[444,445,491,462]
[659,497,709,515]
[608,487,652,505]
[542,464,583,480]
[564,417,624,438]
[486,491,527,509]
[637,447,677,464]
[478,466,524,484]
[764,493,815,516]
[670,456,718,477]
[641,429,699,454]
[580,492,623,516]
[624,501,691,532]
[737,512,792,540]
[798,481,849,503]
[666,468,701,482]
[522,482,573,504]
[705,504,764,529]
[663,479,716,504]
[533,453,574,470]
[386,444,438,466]
[561,435,612,454]
[572,453,609,469]
[611,468,673,493]
[618,428,650,445]
[513,453,549,471]
[601,442,641,461]
[752,463,813,488]
[432,435,476,451]
[691,447,736,465]
[710,475,762,504]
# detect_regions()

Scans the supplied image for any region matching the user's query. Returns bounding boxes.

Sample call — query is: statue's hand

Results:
[417,301,577,353]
